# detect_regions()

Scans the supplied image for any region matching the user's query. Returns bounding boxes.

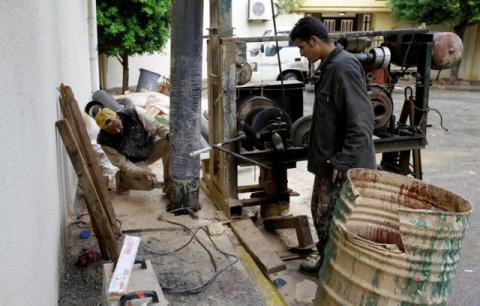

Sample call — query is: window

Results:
[265,40,289,57]
[362,14,372,31]
[323,19,336,33]
[340,19,354,32]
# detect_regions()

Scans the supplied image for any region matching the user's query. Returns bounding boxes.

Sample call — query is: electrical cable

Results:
[140,218,239,295]
[402,86,448,132]
[413,105,449,132]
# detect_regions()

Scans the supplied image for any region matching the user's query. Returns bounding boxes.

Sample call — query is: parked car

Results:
[247,29,319,83]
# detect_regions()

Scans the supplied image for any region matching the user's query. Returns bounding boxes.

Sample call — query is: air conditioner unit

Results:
[248,0,271,21]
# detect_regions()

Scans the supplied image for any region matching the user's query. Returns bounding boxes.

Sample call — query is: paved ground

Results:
[414,90,480,305]
[60,87,479,305]
[300,88,480,305]
[60,183,267,306]
[237,87,480,305]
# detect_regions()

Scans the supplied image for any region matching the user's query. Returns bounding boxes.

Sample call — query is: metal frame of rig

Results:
[201,1,459,242]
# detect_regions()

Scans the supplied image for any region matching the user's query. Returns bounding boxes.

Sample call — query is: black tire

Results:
[291,115,312,147]
[280,71,302,82]
[84,101,104,118]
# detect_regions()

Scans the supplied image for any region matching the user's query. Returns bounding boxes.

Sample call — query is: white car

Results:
[247,29,317,82]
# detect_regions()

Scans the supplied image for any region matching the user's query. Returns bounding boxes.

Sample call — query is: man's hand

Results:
[332,168,344,183]
[143,169,157,182]
[327,160,344,183]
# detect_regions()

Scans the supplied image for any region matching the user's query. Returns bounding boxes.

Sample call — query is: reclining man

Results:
[95,107,170,196]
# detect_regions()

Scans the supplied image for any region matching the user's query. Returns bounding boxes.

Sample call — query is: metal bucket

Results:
[317,169,472,306]
[136,68,161,92]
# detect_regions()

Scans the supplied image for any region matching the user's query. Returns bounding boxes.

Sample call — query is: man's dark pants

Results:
[311,175,345,256]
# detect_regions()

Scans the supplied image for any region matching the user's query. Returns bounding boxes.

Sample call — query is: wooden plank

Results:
[263,216,315,250]
[230,219,286,274]
[58,84,118,235]
[58,84,120,236]
[238,184,263,193]
[56,119,119,260]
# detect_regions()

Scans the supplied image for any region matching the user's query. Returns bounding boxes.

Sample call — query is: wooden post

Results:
[206,0,242,218]
[56,119,119,260]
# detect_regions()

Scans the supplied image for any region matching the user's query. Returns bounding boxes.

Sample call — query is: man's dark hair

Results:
[290,16,330,43]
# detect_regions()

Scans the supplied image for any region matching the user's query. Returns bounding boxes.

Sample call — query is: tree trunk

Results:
[450,24,467,81]
[121,53,129,93]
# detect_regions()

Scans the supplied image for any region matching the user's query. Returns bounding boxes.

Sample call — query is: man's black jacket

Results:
[308,45,376,178]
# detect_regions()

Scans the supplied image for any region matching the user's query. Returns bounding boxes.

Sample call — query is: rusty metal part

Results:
[385,31,462,70]
[259,167,287,196]
[237,96,274,123]
[338,36,372,53]
[236,62,252,85]
[368,86,393,130]
[232,164,293,219]
[249,166,291,218]
[432,32,463,70]
[398,86,415,126]
[264,215,315,251]
[365,69,389,85]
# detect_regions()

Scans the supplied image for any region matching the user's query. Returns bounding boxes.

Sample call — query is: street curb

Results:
[431,84,480,92]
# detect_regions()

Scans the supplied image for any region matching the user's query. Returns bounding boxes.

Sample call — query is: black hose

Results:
[140,219,239,295]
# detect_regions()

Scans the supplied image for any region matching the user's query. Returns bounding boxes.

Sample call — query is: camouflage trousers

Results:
[311,175,345,256]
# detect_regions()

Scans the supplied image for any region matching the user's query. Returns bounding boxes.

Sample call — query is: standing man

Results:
[290,16,376,274]
[95,107,170,196]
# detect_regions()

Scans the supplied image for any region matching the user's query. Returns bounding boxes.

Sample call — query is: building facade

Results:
[0,0,98,304]
[298,0,479,81]
[299,0,405,31]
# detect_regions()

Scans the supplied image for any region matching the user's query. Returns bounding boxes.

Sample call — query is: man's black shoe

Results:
[299,258,323,275]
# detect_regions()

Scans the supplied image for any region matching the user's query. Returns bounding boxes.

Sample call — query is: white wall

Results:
[0,0,95,304]
[104,0,304,89]
[232,1,304,37]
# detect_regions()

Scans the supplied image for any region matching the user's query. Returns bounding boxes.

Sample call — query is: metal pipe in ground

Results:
[169,0,204,212]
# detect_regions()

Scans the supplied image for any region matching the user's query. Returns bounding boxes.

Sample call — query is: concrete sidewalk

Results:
[431,79,480,92]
